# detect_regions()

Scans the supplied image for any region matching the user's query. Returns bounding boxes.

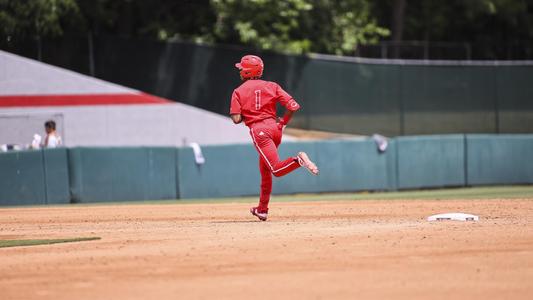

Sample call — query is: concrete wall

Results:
[0,49,260,147]
[0,103,253,147]
[0,49,138,95]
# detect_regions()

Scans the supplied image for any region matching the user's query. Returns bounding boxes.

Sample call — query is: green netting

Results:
[496,66,533,133]
[2,37,532,136]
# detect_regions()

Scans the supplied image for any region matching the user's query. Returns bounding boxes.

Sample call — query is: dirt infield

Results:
[1,199,532,300]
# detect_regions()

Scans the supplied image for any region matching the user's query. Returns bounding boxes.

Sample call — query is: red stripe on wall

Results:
[0,93,172,107]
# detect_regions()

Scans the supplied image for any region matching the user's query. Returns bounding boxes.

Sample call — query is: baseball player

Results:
[229,54,319,221]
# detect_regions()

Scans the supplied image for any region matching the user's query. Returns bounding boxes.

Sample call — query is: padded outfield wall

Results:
[0,148,70,205]
[1,134,533,205]
[2,37,532,136]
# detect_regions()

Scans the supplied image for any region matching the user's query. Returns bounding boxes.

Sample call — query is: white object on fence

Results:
[189,142,205,165]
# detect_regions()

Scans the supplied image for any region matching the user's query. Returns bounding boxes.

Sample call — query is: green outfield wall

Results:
[43,148,70,204]
[177,144,259,199]
[177,139,396,199]
[2,134,533,205]
[0,148,69,205]
[275,139,397,194]
[466,135,533,185]
[396,135,465,189]
[68,147,177,203]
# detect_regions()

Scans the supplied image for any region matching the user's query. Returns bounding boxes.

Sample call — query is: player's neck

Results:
[242,77,261,82]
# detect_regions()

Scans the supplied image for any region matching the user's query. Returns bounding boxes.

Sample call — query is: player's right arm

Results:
[229,90,243,124]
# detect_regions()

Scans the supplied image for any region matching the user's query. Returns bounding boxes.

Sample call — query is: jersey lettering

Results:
[254,90,261,110]
[230,80,298,127]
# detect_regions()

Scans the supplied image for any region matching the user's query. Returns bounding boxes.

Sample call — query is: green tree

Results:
[0,0,82,39]
[2,0,531,58]
[75,0,215,42]
[372,0,533,58]
[211,0,390,55]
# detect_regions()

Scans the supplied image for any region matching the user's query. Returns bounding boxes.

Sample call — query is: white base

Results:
[427,212,479,222]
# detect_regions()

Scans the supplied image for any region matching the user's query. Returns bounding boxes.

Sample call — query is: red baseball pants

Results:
[249,119,301,213]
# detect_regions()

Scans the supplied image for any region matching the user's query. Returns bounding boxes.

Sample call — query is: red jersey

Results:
[230,79,300,127]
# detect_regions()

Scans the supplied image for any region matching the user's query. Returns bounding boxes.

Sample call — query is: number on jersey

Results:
[254,90,261,110]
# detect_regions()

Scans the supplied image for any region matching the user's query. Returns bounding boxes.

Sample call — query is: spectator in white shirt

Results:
[44,120,62,148]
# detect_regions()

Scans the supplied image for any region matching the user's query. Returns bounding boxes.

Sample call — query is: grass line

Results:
[0,237,101,248]
[176,185,533,203]
[80,185,533,206]
[2,185,533,209]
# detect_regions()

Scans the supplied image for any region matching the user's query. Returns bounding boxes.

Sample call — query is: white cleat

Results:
[250,207,268,221]
[297,152,319,175]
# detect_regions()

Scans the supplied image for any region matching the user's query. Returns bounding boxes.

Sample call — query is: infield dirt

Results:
[1,199,532,299]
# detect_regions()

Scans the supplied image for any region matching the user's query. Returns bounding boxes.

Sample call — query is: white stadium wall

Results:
[0,104,252,147]
[0,50,263,147]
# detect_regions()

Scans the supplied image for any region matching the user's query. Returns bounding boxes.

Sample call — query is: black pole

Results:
[88,32,95,76]
[36,36,42,61]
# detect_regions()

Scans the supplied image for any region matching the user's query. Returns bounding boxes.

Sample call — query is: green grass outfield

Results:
[0,237,101,248]
[72,185,533,206]
[1,185,532,209]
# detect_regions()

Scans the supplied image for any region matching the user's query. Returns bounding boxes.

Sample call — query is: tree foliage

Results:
[0,0,532,58]
[0,0,81,39]
[371,0,533,58]
[0,0,388,55]
[211,0,389,54]
[373,0,533,44]
[74,0,216,41]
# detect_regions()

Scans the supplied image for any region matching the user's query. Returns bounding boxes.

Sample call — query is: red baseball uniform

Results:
[230,79,301,212]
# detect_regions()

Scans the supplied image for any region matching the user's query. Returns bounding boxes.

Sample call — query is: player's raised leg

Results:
[297,152,319,175]
[250,128,300,177]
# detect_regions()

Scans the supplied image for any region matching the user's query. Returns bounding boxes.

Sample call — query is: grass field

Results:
[1,185,532,299]
[73,184,533,206]
[0,237,101,248]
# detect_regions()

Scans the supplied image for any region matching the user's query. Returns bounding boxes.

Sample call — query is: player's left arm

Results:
[276,84,300,129]
[231,114,243,124]
[278,110,295,129]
